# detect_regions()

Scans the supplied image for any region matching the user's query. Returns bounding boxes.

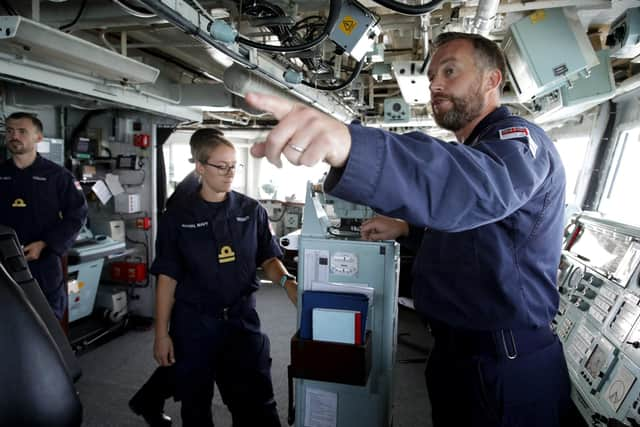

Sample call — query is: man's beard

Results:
[7,140,26,155]
[432,86,485,132]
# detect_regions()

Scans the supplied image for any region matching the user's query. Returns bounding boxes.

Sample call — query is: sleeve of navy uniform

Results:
[150,212,183,281]
[325,116,555,232]
[255,204,282,266]
[42,165,87,256]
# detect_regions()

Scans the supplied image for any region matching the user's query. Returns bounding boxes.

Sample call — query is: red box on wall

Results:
[133,134,150,148]
[111,262,147,283]
[136,217,152,230]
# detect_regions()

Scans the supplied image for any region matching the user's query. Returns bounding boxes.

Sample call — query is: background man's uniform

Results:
[0,154,87,319]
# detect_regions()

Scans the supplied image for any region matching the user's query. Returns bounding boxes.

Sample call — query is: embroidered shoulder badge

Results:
[498,127,537,158]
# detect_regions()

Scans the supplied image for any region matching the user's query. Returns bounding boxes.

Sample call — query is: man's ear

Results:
[484,68,502,92]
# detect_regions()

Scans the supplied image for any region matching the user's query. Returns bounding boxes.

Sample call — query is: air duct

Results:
[224,63,355,123]
[0,15,159,84]
[468,0,500,36]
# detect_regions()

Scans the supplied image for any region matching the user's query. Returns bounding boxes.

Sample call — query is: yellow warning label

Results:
[218,245,236,264]
[530,10,545,24]
[340,16,358,36]
[12,198,27,208]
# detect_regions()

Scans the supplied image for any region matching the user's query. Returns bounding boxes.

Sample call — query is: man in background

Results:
[0,112,87,320]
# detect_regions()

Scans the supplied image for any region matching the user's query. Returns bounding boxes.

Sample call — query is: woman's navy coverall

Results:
[151,190,282,427]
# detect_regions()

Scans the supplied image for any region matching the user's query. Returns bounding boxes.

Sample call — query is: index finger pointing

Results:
[245,92,295,120]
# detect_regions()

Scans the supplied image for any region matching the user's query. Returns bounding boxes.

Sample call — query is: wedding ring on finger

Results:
[287,144,305,153]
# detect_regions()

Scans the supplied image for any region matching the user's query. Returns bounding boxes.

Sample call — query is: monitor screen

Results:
[73,137,97,159]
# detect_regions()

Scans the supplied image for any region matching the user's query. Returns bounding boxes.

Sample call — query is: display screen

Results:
[585,344,607,378]
[76,138,89,153]
[73,137,96,159]
[570,226,634,283]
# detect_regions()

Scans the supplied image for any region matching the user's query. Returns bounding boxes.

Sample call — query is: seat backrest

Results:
[0,224,82,381]
[0,260,83,426]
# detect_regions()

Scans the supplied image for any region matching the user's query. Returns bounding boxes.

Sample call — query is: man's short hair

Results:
[189,128,233,164]
[433,32,507,91]
[6,112,43,133]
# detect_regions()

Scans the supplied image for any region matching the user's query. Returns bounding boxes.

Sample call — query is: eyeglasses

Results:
[202,161,243,175]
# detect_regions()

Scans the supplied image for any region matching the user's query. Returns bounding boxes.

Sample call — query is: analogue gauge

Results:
[566,267,585,291]
[557,259,573,288]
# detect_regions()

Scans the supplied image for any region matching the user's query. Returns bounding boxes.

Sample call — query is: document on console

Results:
[304,387,337,427]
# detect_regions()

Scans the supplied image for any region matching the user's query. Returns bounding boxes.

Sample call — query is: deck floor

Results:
[74,283,433,426]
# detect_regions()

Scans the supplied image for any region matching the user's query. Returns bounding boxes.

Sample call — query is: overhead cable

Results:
[59,0,88,31]
[370,0,445,16]
[111,0,156,19]
[302,57,367,91]
[236,0,341,53]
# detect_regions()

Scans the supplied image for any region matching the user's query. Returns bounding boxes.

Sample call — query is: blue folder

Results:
[300,290,368,340]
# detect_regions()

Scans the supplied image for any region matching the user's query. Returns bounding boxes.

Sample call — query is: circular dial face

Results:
[557,258,573,287]
[567,267,585,290]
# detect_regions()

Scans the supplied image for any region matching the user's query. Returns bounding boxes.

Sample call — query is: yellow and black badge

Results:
[12,198,27,208]
[339,16,357,36]
[530,10,545,24]
[218,245,236,264]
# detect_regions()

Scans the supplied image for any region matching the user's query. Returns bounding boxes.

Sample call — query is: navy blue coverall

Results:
[0,155,87,319]
[151,190,282,427]
[165,170,199,210]
[324,106,571,427]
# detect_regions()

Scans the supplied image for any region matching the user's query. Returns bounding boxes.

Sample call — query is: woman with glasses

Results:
[148,129,297,426]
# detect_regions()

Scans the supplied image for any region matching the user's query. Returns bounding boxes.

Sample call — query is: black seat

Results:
[0,225,82,426]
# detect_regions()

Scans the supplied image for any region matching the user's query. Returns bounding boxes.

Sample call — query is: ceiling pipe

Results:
[467,0,500,37]
[613,72,640,102]
[223,64,355,123]
[136,0,356,121]
[459,0,609,15]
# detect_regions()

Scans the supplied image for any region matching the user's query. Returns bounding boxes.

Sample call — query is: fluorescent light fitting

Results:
[0,15,159,84]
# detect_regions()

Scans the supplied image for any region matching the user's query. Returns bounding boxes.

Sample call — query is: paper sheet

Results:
[303,249,330,291]
[91,180,112,205]
[310,281,374,304]
[105,173,125,196]
[304,388,337,427]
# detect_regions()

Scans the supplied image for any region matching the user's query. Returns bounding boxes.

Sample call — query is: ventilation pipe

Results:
[223,64,355,122]
[467,0,500,36]
[137,0,355,121]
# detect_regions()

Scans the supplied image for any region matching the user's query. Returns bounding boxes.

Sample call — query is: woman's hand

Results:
[154,335,175,367]
[284,280,298,307]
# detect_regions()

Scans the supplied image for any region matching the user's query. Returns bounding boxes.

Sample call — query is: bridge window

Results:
[258,159,328,202]
[599,128,640,226]
[555,136,590,207]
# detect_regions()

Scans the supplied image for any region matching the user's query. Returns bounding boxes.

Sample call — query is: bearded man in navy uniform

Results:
[245,32,571,427]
